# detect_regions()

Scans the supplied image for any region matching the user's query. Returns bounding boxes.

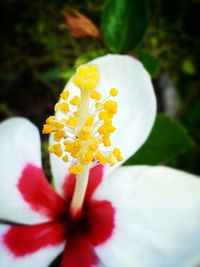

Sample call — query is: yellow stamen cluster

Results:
[73,65,99,91]
[43,64,123,174]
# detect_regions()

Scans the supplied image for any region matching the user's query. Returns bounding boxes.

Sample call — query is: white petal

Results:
[50,54,156,195]
[93,166,200,267]
[0,118,49,224]
[0,224,64,267]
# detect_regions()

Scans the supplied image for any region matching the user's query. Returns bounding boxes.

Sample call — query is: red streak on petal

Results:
[88,200,115,246]
[4,222,66,257]
[63,164,104,203]
[60,236,98,267]
[18,164,67,219]
[60,199,115,266]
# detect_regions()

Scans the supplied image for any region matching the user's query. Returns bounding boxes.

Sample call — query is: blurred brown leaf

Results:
[60,9,100,39]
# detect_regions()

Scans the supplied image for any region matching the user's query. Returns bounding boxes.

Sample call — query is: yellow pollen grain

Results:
[85,115,94,126]
[106,152,115,166]
[60,103,69,113]
[69,164,83,175]
[46,116,55,124]
[113,147,123,161]
[104,100,118,114]
[77,66,90,76]
[74,111,78,117]
[102,134,111,147]
[70,96,80,106]
[90,90,102,100]
[66,117,77,127]
[88,65,98,73]
[88,73,99,83]
[109,88,118,97]
[95,152,107,165]
[95,102,103,109]
[42,124,52,134]
[64,142,73,152]
[62,155,69,162]
[73,75,84,87]
[82,79,97,91]
[98,111,108,120]
[53,131,66,142]
[89,141,98,151]
[49,144,62,157]
[51,121,64,130]
[60,90,69,100]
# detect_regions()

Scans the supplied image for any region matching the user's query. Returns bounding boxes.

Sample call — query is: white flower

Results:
[0,55,200,267]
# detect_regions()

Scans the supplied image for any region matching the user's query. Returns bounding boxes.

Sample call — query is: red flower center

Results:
[4,164,115,267]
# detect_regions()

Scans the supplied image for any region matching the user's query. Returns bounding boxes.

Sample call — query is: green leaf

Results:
[102,0,148,53]
[124,114,193,165]
[135,50,160,77]
[60,69,75,80]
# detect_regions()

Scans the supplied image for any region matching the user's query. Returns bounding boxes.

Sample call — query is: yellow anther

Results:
[104,100,118,114]
[88,74,99,83]
[55,103,69,113]
[77,66,90,76]
[42,124,53,134]
[74,111,78,117]
[46,116,55,124]
[95,151,107,165]
[98,125,107,135]
[69,164,83,175]
[82,79,97,91]
[60,90,69,100]
[85,150,93,163]
[88,65,98,73]
[99,111,108,120]
[73,75,84,87]
[89,141,98,151]
[113,148,123,161]
[90,90,102,100]
[54,103,60,112]
[66,117,77,127]
[109,88,118,97]
[53,131,66,142]
[65,142,73,152]
[77,131,90,141]
[49,144,62,157]
[95,152,107,165]
[70,96,80,106]
[62,155,69,162]
[80,153,87,165]
[51,121,64,130]
[82,125,93,135]
[60,103,69,113]
[80,150,93,165]
[102,134,111,147]
[43,63,122,173]
[106,152,115,166]
[95,102,103,109]
[71,150,79,158]
[73,140,82,148]
[105,122,116,133]
[85,116,94,126]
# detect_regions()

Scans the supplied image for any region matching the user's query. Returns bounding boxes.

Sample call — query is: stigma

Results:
[43,64,123,174]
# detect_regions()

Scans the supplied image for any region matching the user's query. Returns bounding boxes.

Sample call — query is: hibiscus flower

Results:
[0,55,200,267]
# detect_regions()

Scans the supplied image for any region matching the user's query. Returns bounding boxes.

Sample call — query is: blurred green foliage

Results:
[102,0,148,52]
[125,114,193,166]
[1,0,200,178]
